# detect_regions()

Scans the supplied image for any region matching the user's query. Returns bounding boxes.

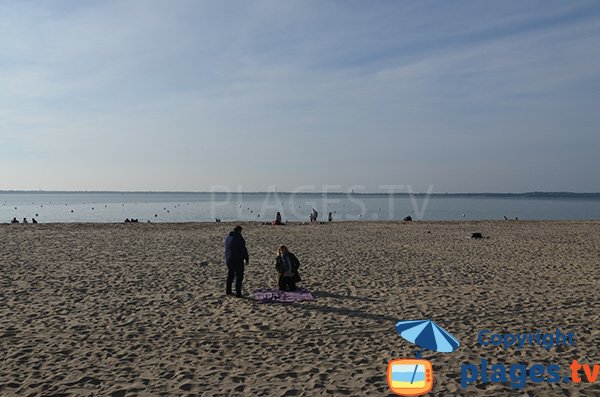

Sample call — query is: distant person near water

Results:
[272,211,283,225]
[224,225,249,298]
[11,217,19,224]
[310,208,318,223]
[328,212,333,222]
[275,245,301,291]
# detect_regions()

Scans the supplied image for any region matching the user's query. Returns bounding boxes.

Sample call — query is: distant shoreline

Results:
[1,190,600,198]
[3,219,600,226]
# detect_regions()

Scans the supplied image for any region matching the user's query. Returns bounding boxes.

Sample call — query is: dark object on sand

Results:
[404,216,412,221]
[471,232,483,239]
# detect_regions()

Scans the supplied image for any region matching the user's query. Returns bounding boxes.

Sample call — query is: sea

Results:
[2,192,600,223]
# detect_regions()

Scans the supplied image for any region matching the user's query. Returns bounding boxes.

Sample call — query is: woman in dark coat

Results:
[275,245,301,291]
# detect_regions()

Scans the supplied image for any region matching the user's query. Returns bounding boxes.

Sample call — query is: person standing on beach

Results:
[224,225,249,298]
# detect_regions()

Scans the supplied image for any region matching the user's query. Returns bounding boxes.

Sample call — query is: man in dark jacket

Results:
[224,225,249,297]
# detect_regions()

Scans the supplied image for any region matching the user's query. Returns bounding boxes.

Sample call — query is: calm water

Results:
[2,192,600,223]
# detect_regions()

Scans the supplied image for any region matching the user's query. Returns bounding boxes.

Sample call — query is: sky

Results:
[1,0,599,193]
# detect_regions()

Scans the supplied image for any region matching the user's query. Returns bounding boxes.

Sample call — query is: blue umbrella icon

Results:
[395,319,460,357]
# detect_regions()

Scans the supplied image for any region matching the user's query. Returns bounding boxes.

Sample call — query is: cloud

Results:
[0,0,599,191]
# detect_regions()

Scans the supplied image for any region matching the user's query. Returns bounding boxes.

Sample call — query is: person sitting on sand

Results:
[11,217,19,224]
[22,218,28,224]
[272,211,283,225]
[275,245,301,291]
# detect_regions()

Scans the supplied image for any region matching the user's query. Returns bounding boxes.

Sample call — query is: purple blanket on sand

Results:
[253,288,315,303]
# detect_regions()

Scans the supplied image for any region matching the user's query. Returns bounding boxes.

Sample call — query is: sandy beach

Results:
[1,221,599,396]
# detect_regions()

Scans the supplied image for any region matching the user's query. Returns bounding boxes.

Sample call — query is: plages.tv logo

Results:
[388,358,434,396]
[459,328,600,389]
[388,319,460,396]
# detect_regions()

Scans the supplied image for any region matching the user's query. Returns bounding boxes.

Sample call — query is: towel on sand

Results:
[254,288,315,303]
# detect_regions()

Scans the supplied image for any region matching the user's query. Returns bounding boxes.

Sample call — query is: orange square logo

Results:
[387,359,434,396]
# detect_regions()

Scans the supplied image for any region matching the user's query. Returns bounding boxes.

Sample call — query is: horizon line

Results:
[1,190,600,196]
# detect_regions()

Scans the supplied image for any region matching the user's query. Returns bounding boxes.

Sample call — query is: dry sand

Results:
[1,221,599,396]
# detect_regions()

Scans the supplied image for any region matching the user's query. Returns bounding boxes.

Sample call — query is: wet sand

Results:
[1,221,599,396]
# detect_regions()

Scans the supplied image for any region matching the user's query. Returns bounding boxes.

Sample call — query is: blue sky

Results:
[1,0,599,192]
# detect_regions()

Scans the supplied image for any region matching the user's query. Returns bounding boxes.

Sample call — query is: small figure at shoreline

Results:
[272,211,283,225]
[310,208,318,223]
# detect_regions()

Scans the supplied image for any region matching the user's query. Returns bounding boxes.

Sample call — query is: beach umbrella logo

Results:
[395,319,460,356]
[387,319,460,396]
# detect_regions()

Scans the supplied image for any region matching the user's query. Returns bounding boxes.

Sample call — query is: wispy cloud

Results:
[1,0,599,191]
